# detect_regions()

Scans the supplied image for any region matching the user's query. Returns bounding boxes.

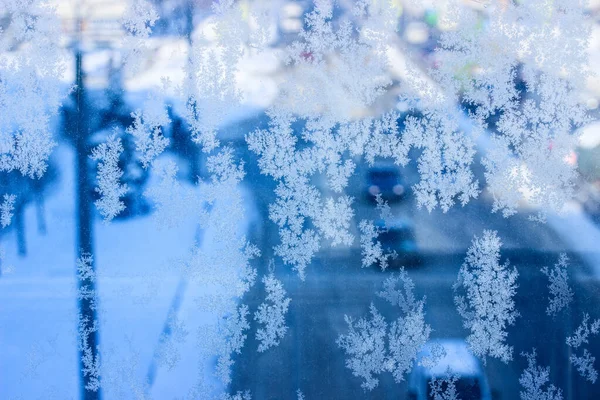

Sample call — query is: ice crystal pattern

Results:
[254,272,291,352]
[566,313,600,383]
[180,148,260,392]
[541,254,573,317]
[243,0,594,277]
[454,230,519,364]
[76,254,100,392]
[519,349,563,400]
[126,93,171,169]
[91,134,128,222]
[3,0,598,396]
[429,369,460,400]
[358,195,398,271]
[0,0,65,179]
[154,312,189,371]
[337,269,431,390]
[0,194,16,228]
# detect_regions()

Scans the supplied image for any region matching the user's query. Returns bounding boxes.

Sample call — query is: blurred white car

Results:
[407,339,492,400]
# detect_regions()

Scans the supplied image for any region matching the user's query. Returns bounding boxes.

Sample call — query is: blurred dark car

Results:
[407,339,493,400]
[375,218,420,266]
[365,164,407,203]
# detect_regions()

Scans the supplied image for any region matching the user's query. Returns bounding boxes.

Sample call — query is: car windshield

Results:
[369,170,399,186]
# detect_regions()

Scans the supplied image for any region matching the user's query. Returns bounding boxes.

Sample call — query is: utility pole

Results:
[74,9,101,400]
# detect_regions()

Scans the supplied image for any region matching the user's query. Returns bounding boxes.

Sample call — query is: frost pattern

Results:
[154,311,188,371]
[242,0,595,276]
[254,272,291,352]
[76,253,97,310]
[426,0,592,217]
[359,195,398,270]
[567,314,600,349]
[358,220,389,270]
[337,269,431,390]
[142,146,259,392]
[429,369,460,400]
[221,391,252,400]
[566,313,600,383]
[183,0,270,152]
[0,194,16,228]
[98,339,150,399]
[122,0,158,37]
[520,349,563,400]
[570,350,598,384]
[377,269,417,313]
[541,254,573,317]
[0,0,65,179]
[126,93,171,168]
[454,230,519,364]
[78,315,101,392]
[91,134,128,222]
[247,0,590,271]
[246,1,404,277]
[4,0,598,396]
[121,0,159,74]
[145,160,195,228]
[337,303,387,391]
[243,0,473,276]
[210,304,251,385]
[314,196,354,247]
[402,110,479,213]
[76,254,100,392]
[419,343,448,370]
[181,148,259,388]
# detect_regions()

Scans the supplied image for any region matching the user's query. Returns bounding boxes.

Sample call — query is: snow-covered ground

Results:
[0,144,257,399]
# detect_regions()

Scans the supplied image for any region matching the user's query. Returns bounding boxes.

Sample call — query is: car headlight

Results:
[393,184,405,195]
[368,185,380,195]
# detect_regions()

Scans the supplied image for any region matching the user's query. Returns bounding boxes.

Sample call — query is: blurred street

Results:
[2,1,600,399]
[232,140,600,400]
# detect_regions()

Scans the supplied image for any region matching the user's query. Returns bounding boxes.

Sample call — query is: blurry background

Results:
[2,1,600,399]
